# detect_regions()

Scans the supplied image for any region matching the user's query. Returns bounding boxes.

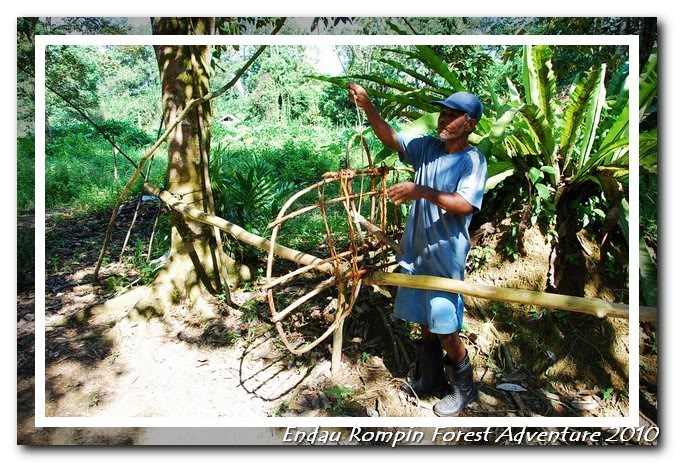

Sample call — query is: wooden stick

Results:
[118,198,142,261]
[146,204,162,261]
[364,271,656,322]
[351,210,400,251]
[266,191,378,228]
[271,277,336,323]
[262,250,354,290]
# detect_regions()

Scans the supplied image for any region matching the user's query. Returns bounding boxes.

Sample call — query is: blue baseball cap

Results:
[432,92,483,122]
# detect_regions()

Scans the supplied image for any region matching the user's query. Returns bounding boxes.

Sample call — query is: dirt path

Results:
[17,205,655,445]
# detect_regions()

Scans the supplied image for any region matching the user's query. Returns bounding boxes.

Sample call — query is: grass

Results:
[19,121,363,292]
[18,122,167,217]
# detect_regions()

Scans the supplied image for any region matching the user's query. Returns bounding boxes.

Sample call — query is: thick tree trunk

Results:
[132,17,243,319]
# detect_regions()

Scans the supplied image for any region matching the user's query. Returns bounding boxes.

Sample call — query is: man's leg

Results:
[437,331,466,363]
[433,331,478,417]
[403,324,446,397]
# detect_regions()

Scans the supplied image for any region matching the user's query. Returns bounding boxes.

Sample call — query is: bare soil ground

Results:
[16,202,658,445]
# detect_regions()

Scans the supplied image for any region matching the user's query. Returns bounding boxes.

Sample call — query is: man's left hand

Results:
[387,182,426,205]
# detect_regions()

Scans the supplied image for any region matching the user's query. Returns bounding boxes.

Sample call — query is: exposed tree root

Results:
[127,271,220,323]
[48,286,149,328]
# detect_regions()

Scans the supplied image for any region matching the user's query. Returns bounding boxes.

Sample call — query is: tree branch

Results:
[20,63,140,170]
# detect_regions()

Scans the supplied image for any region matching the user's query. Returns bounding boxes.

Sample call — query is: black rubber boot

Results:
[402,339,447,397]
[433,353,478,417]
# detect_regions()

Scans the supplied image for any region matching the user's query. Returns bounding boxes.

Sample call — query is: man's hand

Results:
[388,182,475,215]
[347,82,400,151]
[348,83,370,109]
[387,182,426,205]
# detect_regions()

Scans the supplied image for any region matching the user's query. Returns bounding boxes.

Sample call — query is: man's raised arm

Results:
[348,83,400,152]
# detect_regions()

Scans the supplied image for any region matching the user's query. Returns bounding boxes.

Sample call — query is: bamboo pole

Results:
[147,180,656,323]
[364,271,656,323]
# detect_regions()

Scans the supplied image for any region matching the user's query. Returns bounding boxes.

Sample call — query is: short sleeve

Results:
[456,150,488,213]
[395,133,427,169]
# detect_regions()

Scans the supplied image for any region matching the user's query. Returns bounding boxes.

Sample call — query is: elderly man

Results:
[348,83,488,417]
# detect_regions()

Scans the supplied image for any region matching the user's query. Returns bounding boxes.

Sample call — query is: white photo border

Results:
[34,33,641,429]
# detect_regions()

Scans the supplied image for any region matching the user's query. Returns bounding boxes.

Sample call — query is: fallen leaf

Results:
[496,383,528,392]
[571,399,599,410]
[539,389,561,400]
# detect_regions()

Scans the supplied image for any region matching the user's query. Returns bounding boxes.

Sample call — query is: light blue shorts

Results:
[392,269,464,335]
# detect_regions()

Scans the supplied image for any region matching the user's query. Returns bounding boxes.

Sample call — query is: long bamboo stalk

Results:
[148,180,656,323]
[364,271,656,323]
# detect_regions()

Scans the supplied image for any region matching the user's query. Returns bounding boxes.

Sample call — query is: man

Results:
[347,83,488,417]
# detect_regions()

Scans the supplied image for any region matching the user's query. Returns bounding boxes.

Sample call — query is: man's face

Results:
[437,108,474,141]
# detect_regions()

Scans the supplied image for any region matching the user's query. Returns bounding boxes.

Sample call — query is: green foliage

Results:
[504,222,521,261]
[211,153,296,237]
[43,127,165,213]
[240,47,327,125]
[467,245,495,270]
[324,385,353,414]
[46,45,100,112]
[270,401,288,417]
[105,275,130,296]
[238,298,263,324]
[601,387,614,402]
[639,173,657,240]
[639,237,657,307]
[129,240,161,285]
[574,195,606,231]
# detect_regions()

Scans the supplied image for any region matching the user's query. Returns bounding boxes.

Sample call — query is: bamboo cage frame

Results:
[145,172,655,374]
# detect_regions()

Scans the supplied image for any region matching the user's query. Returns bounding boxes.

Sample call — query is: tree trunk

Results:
[132,17,244,320]
[546,184,591,296]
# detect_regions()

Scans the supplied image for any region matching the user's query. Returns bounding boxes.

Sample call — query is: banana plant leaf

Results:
[520,104,555,167]
[377,58,443,90]
[558,65,606,172]
[485,160,517,192]
[531,46,557,124]
[640,129,658,173]
[578,64,607,168]
[489,106,522,142]
[639,48,657,121]
[414,45,464,92]
[347,73,419,94]
[573,137,629,183]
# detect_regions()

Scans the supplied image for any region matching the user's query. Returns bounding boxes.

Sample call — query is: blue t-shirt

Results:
[392,133,487,332]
